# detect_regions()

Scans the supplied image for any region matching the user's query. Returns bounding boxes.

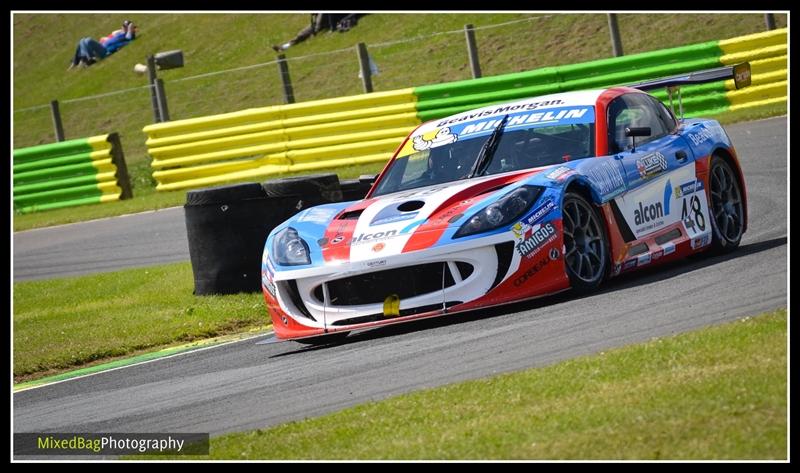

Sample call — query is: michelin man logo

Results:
[412,127,458,151]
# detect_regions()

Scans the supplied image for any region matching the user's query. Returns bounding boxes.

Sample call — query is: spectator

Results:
[272,13,366,52]
[68,20,137,70]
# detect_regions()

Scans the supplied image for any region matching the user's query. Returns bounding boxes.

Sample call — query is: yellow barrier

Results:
[719,28,786,113]
[145,87,418,191]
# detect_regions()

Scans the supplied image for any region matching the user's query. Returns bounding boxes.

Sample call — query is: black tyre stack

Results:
[184,174,344,295]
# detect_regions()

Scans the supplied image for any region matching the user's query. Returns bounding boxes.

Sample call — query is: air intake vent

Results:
[339,209,364,220]
[655,228,682,245]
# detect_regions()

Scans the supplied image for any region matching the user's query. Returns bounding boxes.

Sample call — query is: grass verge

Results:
[153,308,786,460]
[13,261,269,382]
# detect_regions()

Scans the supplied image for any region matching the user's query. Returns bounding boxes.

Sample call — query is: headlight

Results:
[454,185,542,238]
[272,227,311,266]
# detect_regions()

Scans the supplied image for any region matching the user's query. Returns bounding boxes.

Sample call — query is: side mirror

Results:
[625,127,651,137]
[625,126,651,153]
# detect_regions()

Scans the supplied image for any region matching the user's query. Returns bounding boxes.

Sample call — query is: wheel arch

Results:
[710,146,749,234]
[563,178,614,246]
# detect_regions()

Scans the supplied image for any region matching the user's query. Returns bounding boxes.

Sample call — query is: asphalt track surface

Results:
[13,118,787,447]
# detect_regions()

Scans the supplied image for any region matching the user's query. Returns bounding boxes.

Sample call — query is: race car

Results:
[262,63,751,344]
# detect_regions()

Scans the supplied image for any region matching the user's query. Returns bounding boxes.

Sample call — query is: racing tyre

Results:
[261,174,342,203]
[562,192,608,293]
[295,331,350,346]
[708,155,745,254]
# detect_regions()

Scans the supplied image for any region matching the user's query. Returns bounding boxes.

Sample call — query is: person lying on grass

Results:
[68,20,137,70]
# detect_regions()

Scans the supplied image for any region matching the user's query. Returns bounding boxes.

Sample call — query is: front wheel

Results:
[708,156,745,254]
[562,192,609,293]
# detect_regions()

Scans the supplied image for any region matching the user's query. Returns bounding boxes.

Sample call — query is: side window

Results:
[607,93,670,153]
[649,96,678,132]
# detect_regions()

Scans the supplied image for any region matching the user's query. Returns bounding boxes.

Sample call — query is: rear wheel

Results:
[295,331,350,346]
[708,156,745,253]
[562,192,608,292]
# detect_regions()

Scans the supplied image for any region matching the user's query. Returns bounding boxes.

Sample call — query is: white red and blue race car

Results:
[262,64,751,344]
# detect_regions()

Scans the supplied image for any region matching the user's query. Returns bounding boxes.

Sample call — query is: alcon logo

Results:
[633,180,672,226]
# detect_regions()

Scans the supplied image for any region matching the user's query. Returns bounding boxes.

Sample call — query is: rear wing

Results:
[628,62,751,120]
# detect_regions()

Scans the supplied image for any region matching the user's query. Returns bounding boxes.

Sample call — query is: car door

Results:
[607,93,705,241]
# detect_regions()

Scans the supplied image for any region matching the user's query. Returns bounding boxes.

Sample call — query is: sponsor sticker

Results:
[296,207,339,224]
[662,242,676,256]
[549,247,560,260]
[513,256,551,287]
[436,99,566,127]
[351,230,399,246]
[635,152,668,180]
[525,199,556,226]
[262,273,276,297]
[688,128,714,146]
[514,222,558,259]
[674,179,704,199]
[691,234,712,249]
[545,166,575,182]
[366,259,387,268]
[587,160,625,196]
[622,258,638,270]
[652,249,664,260]
[637,253,651,266]
[412,127,458,151]
[372,243,385,252]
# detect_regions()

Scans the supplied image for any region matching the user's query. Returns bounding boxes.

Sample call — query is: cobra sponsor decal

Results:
[652,249,664,260]
[688,128,714,146]
[635,152,668,180]
[513,222,557,259]
[525,199,556,225]
[513,255,552,287]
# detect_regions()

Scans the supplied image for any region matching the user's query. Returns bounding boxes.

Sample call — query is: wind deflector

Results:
[628,62,751,91]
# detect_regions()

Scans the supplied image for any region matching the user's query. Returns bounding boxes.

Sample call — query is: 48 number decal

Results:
[681,195,706,232]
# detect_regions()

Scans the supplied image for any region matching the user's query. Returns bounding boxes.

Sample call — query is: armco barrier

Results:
[144,28,785,192]
[13,133,132,214]
[143,89,419,191]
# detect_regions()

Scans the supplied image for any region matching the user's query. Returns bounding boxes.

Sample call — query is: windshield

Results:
[372,107,595,197]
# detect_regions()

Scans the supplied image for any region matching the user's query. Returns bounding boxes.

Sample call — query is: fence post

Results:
[275,54,295,104]
[154,78,170,122]
[607,13,624,57]
[107,132,133,200]
[356,42,373,93]
[49,100,65,142]
[146,55,161,123]
[464,24,482,79]
[765,13,776,30]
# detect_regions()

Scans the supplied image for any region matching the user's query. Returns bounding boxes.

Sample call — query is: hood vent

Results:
[338,209,364,220]
[397,200,425,212]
